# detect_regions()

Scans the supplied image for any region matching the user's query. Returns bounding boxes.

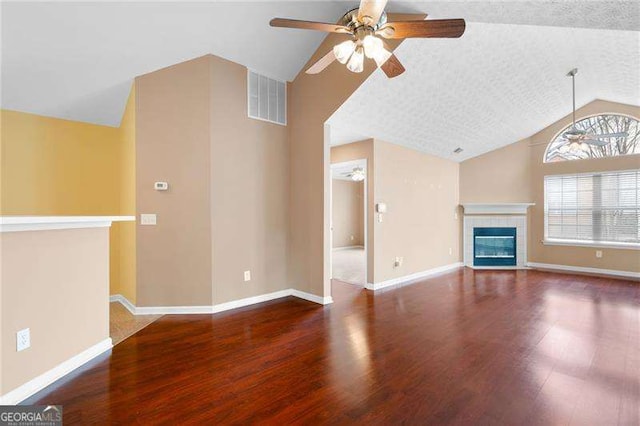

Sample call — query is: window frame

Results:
[543,169,640,250]
[543,112,640,163]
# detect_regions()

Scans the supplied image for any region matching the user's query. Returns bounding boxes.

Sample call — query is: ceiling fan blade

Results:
[583,139,609,147]
[358,0,388,26]
[306,49,337,75]
[377,19,466,39]
[380,54,405,78]
[270,18,351,33]
[588,132,628,139]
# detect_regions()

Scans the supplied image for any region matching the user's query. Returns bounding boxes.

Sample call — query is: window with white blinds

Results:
[247,70,286,125]
[544,169,640,247]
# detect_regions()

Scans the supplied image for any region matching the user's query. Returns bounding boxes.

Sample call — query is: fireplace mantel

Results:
[462,203,535,215]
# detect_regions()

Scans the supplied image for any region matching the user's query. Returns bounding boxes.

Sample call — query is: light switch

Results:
[141,214,157,225]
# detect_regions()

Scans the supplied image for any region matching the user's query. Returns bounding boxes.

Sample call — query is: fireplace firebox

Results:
[473,227,517,266]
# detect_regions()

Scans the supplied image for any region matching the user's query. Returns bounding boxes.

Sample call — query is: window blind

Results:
[544,169,640,246]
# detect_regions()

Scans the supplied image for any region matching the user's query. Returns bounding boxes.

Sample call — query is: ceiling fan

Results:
[560,68,628,152]
[342,167,365,181]
[270,0,466,78]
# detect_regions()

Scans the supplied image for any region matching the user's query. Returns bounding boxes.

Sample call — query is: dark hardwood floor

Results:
[25,269,640,424]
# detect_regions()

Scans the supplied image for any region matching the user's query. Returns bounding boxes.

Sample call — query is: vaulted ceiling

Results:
[2,1,639,162]
[328,22,640,161]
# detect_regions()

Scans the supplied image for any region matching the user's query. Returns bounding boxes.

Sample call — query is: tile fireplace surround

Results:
[461,203,534,269]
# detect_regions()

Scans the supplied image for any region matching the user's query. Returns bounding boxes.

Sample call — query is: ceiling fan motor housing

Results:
[340,8,388,32]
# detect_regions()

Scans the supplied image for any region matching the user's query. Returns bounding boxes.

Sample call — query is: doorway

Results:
[330,159,367,287]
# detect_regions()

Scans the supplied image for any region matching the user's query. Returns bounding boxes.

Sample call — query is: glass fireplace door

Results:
[473,227,517,266]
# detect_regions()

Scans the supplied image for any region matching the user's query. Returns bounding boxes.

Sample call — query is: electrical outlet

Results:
[394,256,403,268]
[595,250,603,258]
[17,328,30,352]
[449,247,453,255]
[350,235,354,241]
[244,270,251,282]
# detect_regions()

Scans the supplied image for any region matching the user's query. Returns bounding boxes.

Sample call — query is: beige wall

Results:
[460,100,640,273]
[136,54,290,307]
[331,179,364,248]
[373,139,460,282]
[1,228,109,395]
[0,108,131,297]
[136,56,213,307]
[331,139,375,284]
[460,138,532,203]
[289,15,415,298]
[209,55,289,304]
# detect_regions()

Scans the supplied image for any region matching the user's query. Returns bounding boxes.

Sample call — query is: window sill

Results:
[543,239,640,250]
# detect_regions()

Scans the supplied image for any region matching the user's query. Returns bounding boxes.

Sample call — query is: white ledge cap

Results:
[0,216,136,232]
[461,203,535,215]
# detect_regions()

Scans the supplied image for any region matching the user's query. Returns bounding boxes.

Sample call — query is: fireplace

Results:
[473,227,516,266]
[462,204,534,269]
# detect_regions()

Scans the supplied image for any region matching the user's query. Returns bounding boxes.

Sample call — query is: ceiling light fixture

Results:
[333,40,356,64]
[347,46,365,73]
[351,167,365,181]
[270,0,466,79]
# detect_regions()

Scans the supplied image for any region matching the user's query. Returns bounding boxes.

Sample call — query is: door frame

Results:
[329,158,368,287]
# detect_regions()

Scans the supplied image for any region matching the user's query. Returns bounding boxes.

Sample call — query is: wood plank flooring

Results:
[24,269,640,424]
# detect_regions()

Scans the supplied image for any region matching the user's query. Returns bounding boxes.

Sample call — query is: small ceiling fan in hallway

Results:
[560,68,628,152]
[270,0,466,78]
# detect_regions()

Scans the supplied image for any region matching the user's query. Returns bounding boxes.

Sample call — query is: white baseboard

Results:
[211,290,294,314]
[332,245,364,251]
[527,262,640,279]
[291,289,333,305]
[111,288,333,316]
[135,305,214,315]
[365,262,464,291]
[0,338,112,405]
[109,294,136,315]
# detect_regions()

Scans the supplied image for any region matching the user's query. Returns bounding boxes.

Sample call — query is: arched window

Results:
[544,114,640,163]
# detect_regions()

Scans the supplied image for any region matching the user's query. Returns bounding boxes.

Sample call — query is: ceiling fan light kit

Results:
[270,0,466,78]
[561,67,629,154]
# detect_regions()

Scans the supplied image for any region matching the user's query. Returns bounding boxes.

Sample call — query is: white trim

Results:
[109,294,137,315]
[527,262,640,279]
[543,239,640,251]
[332,245,365,251]
[211,290,294,313]
[117,288,332,316]
[135,305,214,315]
[461,203,534,215]
[0,216,135,232]
[291,289,333,305]
[329,158,369,291]
[365,263,463,291]
[0,338,112,405]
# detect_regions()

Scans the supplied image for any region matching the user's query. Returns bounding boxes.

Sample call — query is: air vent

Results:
[248,70,286,125]
[453,147,463,154]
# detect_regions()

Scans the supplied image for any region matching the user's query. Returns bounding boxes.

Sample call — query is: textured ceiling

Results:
[0,1,356,126]
[1,0,638,134]
[329,22,640,161]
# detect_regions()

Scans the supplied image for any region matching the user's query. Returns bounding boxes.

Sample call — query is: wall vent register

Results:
[248,70,286,125]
